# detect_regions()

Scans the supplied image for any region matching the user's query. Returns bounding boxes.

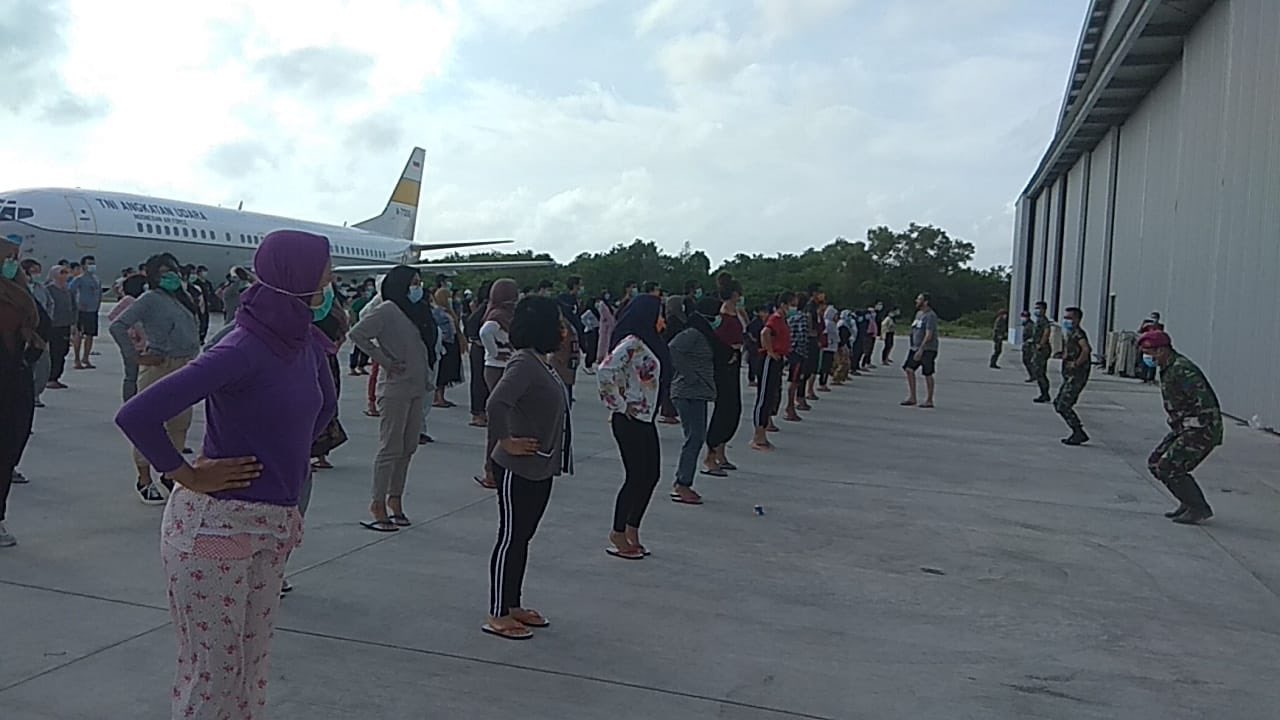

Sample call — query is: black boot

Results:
[1163,504,1188,519]
[1033,395,1051,403]
[1167,477,1213,524]
[1060,428,1089,446]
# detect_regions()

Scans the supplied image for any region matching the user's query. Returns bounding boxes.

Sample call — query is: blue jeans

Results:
[673,398,708,488]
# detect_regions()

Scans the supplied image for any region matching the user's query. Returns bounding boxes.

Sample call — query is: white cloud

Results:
[0,0,1086,270]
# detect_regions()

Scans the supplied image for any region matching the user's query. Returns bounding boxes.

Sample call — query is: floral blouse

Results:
[596,334,661,422]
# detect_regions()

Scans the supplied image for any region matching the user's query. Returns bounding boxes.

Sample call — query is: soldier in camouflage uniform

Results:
[990,309,1008,369]
[1054,307,1092,445]
[1029,301,1052,402]
[1018,310,1035,382]
[1138,330,1220,525]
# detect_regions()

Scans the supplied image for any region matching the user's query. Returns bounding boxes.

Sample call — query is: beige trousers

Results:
[372,392,426,500]
[131,356,194,475]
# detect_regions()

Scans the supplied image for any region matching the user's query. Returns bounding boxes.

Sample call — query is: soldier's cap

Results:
[1138,330,1172,349]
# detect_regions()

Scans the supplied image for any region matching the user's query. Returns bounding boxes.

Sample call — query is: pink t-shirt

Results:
[108,297,148,354]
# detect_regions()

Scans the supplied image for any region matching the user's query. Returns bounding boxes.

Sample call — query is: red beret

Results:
[1138,330,1172,349]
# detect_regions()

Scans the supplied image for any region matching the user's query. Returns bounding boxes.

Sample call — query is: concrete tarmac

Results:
[3,337,1279,719]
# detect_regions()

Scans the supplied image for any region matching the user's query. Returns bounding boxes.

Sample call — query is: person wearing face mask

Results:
[110,252,202,505]
[990,309,1009,369]
[1,234,47,548]
[597,293,671,558]
[751,293,793,452]
[879,308,897,366]
[20,259,53,407]
[68,254,102,370]
[703,273,744,475]
[666,296,717,503]
[115,230,337,719]
[1028,301,1053,402]
[349,266,436,531]
[44,264,75,390]
[1054,307,1093,446]
[1136,330,1221,525]
[1018,310,1036,382]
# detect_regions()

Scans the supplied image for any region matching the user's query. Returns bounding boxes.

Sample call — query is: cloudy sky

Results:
[0,0,1086,268]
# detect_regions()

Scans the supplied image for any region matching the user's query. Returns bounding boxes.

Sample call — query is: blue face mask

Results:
[407,285,424,304]
[709,315,723,330]
[1033,309,1043,318]
[1142,355,1157,369]
[1062,319,1074,332]
[0,258,18,281]
[312,285,335,321]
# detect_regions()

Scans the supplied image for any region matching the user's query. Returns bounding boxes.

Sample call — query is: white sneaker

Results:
[0,522,16,547]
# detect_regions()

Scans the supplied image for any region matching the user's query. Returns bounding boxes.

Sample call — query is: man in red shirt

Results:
[752,291,795,451]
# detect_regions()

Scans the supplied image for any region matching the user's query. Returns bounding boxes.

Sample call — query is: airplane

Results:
[0,147,552,284]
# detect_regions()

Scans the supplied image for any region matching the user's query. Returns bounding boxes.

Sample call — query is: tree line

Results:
[430,223,1009,322]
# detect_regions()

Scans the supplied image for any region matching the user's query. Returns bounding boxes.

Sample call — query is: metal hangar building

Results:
[1009,0,1279,425]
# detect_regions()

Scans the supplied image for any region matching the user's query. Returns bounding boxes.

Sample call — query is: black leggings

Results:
[469,343,489,416]
[881,333,895,364]
[47,326,71,382]
[611,413,661,533]
[817,350,835,385]
[490,464,553,617]
[706,372,741,449]
[1,361,35,522]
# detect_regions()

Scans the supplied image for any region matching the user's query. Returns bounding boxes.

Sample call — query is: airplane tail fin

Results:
[354,147,425,241]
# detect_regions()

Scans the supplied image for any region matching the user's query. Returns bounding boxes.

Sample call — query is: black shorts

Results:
[76,311,99,337]
[787,353,809,383]
[903,349,938,376]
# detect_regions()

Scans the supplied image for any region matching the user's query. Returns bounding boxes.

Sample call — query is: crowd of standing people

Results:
[0,228,1229,718]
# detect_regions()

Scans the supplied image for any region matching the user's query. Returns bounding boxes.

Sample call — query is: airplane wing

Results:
[334,259,555,273]
[409,238,514,254]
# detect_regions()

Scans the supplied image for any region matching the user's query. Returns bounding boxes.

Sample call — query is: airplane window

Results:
[164,226,171,235]
[17,208,33,219]
[137,223,144,232]
[146,223,153,233]
[225,232,231,242]
[182,228,189,237]
[239,234,245,243]
[0,207,13,220]
[198,229,206,239]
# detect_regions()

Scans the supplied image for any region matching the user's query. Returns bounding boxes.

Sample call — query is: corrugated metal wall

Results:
[1031,189,1050,304]
[1018,0,1280,424]
[1046,177,1067,316]
[1060,159,1089,309]
[1080,129,1116,340]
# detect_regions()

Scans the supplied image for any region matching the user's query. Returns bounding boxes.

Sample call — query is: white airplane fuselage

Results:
[0,188,411,282]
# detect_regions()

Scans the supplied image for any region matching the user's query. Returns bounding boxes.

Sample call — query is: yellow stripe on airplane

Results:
[390,178,421,207]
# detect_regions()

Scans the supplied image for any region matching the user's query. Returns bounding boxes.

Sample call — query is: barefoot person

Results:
[597,294,670,559]
[115,230,337,719]
[482,296,573,639]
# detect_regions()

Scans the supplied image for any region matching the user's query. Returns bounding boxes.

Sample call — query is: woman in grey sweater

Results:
[44,265,75,389]
[108,253,201,505]
[667,305,718,504]
[482,295,572,640]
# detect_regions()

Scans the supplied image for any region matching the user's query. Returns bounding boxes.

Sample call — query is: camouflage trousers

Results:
[1031,349,1051,396]
[990,337,1003,367]
[1021,345,1035,379]
[1147,430,1215,511]
[1054,371,1089,429]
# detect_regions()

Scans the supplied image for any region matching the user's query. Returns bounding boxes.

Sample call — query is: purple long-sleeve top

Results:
[115,326,337,507]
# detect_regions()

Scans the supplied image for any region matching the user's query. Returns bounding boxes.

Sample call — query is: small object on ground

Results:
[12,470,28,484]
[753,505,765,516]
[920,567,946,576]
[280,579,293,594]
[182,447,193,454]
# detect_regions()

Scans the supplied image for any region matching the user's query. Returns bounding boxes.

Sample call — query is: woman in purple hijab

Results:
[115,230,337,720]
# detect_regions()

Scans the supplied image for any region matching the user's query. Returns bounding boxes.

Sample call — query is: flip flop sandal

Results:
[474,475,498,489]
[700,468,728,477]
[670,493,704,505]
[432,401,451,408]
[363,409,381,417]
[360,520,399,533]
[482,623,533,640]
[919,403,935,409]
[605,546,645,560]
[719,461,738,471]
[510,611,549,628]
[312,459,334,470]
[900,400,917,406]
[388,513,412,527]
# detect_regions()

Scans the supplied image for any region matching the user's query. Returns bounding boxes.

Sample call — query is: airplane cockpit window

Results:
[17,208,33,219]
[0,207,14,220]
